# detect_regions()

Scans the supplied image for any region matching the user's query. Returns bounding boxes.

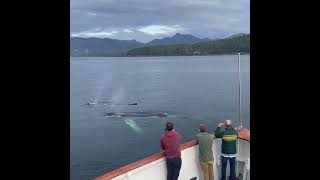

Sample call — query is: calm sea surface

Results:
[70,55,250,180]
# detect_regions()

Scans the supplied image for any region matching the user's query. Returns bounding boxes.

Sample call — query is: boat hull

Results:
[95,129,250,180]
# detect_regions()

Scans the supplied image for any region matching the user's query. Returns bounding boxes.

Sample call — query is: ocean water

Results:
[70,55,250,180]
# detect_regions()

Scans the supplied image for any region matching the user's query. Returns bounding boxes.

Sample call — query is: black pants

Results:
[166,157,182,180]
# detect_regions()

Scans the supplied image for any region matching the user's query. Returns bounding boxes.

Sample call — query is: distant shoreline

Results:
[70,53,250,58]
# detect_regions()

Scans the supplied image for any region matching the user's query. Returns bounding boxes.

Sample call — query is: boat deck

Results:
[95,128,250,180]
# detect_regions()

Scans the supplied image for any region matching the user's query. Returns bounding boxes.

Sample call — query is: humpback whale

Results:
[83,102,98,105]
[127,103,138,105]
[83,102,138,106]
[102,112,168,118]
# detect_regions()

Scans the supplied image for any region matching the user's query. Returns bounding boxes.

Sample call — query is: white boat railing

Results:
[94,129,250,180]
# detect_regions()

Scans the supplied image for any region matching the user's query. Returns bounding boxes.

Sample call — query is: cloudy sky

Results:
[71,0,250,43]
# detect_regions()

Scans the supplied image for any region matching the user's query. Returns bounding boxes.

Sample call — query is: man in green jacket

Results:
[196,124,214,180]
[215,120,238,180]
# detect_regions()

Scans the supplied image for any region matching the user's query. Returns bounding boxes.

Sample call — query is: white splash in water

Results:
[93,73,113,103]
[124,119,143,134]
[110,86,126,112]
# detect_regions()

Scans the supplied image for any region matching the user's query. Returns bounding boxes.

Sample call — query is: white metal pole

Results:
[238,52,242,129]
[236,53,242,178]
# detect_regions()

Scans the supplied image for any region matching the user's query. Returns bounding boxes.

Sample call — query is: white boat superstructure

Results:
[95,128,250,180]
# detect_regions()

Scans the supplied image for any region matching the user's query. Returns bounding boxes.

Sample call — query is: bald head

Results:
[225,120,232,127]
